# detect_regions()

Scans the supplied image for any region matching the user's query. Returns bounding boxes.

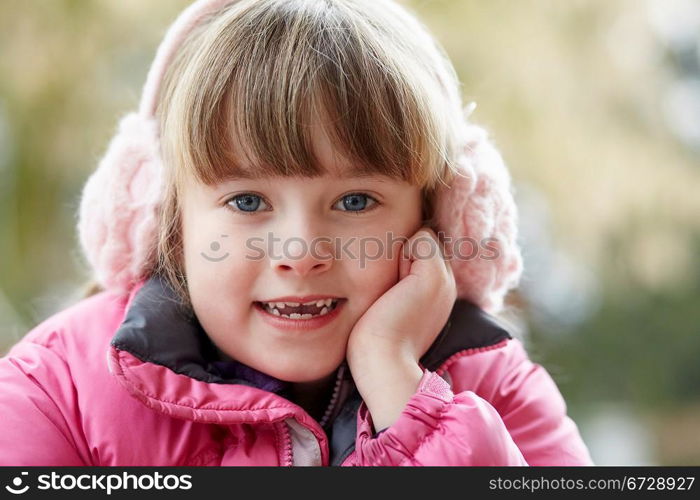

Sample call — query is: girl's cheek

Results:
[343,234,402,272]
[349,242,402,294]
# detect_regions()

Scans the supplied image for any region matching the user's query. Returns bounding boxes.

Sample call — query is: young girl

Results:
[0,0,593,466]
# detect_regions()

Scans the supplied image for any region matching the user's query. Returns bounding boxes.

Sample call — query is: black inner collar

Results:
[110,274,289,393]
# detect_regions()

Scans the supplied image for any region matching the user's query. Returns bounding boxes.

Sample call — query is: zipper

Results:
[318,363,347,429]
[277,421,293,466]
[280,363,349,466]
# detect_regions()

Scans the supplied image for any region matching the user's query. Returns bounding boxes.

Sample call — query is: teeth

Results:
[264,299,337,308]
[261,298,340,319]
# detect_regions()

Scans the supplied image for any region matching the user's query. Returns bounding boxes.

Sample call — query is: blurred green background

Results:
[1,0,699,465]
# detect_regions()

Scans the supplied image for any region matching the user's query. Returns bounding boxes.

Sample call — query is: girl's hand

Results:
[346,227,457,430]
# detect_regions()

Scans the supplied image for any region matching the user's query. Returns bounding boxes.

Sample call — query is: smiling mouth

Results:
[254,299,343,319]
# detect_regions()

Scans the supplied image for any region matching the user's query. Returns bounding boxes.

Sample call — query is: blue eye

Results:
[226,193,269,213]
[335,193,378,213]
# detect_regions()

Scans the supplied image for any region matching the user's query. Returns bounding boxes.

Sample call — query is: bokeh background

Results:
[1,0,699,465]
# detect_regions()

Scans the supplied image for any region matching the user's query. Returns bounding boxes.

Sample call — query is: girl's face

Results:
[180,126,423,383]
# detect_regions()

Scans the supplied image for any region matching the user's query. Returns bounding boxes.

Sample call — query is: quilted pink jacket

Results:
[0,276,592,466]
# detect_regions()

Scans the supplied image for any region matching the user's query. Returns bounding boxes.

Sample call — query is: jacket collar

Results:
[112,275,289,393]
[108,274,512,426]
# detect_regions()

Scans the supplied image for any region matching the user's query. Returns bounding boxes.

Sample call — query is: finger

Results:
[404,229,442,279]
[444,255,457,299]
[444,251,455,280]
[405,229,456,291]
[439,230,454,261]
[422,227,453,276]
[398,240,412,280]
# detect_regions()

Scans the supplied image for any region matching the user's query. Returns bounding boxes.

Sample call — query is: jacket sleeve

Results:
[344,338,593,466]
[346,369,529,466]
[0,337,89,465]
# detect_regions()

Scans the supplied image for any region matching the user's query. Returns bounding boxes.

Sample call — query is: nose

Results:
[272,232,334,278]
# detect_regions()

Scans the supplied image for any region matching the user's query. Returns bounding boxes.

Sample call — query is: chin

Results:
[259,359,341,384]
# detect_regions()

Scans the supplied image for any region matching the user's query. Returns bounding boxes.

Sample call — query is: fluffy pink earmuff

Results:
[77,0,523,314]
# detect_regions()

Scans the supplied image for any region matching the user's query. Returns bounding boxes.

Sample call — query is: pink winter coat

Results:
[0,276,593,466]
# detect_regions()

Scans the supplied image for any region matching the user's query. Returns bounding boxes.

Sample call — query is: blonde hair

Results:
[154,0,468,308]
